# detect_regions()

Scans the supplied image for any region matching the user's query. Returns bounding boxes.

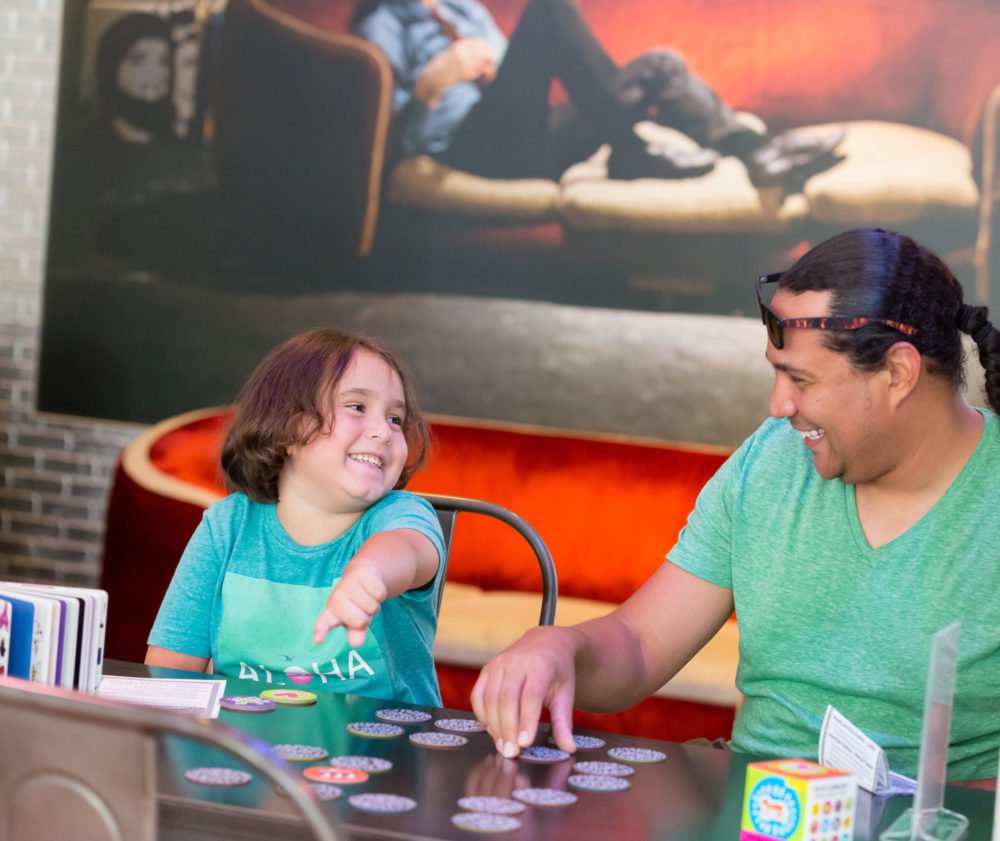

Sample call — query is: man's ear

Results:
[883,342,921,406]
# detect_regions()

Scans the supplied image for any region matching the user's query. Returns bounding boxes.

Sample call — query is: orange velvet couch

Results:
[102,408,739,741]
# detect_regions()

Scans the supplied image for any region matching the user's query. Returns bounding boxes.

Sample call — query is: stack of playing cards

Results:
[0,582,107,692]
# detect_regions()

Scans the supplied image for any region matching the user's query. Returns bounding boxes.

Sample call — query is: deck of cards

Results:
[0,581,107,691]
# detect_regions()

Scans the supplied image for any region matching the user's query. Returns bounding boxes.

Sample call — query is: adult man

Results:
[355,0,845,184]
[472,228,1000,782]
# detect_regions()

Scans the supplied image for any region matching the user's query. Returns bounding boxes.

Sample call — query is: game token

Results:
[346,721,405,738]
[375,708,432,724]
[435,717,487,733]
[568,774,631,792]
[328,755,393,773]
[409,731,468,749]
[304,766,370,785]
[456,796,525,816]
[349,793,418,813]
[184,767,252,787]
[260,689,317,706]
[572,760,634,777]
[451,812,522,833]
[310,783,343,801]
[607,746,667,764]
[220,695,276,713]
[272,744,330,762]
[518,746,570,763]
[549,734,605,750]
[511,787,578,807]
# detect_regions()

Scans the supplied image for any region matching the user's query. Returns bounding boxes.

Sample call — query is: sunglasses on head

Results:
[755,273,919,350]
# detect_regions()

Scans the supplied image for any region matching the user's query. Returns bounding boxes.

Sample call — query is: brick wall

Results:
[1,0,143,586]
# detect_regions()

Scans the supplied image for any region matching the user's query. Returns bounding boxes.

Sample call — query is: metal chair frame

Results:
[418,493,558,626]
[0,677,341,841]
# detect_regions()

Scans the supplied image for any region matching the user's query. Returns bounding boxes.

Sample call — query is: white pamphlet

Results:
[819,705,917,797]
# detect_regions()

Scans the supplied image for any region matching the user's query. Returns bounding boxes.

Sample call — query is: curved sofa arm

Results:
[974,82,1000,305]
[213,0,393,259]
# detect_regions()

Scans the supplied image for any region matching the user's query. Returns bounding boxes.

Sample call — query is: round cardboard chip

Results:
[451,812,522,833]
[511,787,578,807]
[409,731,468,749]
[375,708,432,724]
[220,695,276,713]
[310,783,343,801]
[567,774,631,792]
[328,755,393,774]
[550,734,605,750]
[272,744,330,762]
[607,746,667,764]
[435,717,487,733]
[349,792,418,813]
[456,796,525,816]
[304,765,370,785]
[259,689,317,706]
[518,746,570,763]
[572,760,634,777]
[346,721,405,739]
[184,767,252,787]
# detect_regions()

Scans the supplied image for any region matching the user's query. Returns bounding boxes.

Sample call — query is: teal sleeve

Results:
[147,496,238,656]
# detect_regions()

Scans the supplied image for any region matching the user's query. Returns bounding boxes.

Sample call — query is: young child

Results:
[145,329,446,705]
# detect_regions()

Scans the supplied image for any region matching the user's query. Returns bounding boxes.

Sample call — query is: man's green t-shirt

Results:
[668,411,1000,780]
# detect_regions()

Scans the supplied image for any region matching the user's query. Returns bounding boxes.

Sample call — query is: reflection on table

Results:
[115,662,997,841]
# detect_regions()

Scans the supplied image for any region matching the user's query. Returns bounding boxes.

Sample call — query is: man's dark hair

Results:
[221,329,431,503]
[778,227,1000,412]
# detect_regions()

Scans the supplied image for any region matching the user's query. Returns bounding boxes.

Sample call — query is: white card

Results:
[818,705,917,796]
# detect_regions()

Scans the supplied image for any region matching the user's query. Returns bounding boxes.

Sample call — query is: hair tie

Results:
[973,321,994,345]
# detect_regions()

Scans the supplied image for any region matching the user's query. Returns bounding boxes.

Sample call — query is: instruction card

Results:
[819,706,916,797]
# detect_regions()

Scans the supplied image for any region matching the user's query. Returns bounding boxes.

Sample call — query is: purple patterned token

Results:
[435,717,487,733]
[511,787,578,807]
[310,783,343,801]
[346,722,405,738]
[518,746,570,763]
[349,793,418,813]
[184,767,252,787]
[272,744,330,762]
[328,755,393,773]
[549,734,605,750]
[456,796,525,815]
[607,746,667,764]
[375,708,433,724]
[409,731,468,749]
[572,760,634,777]
[451,812,522,833]
[219,695,276,713]
[567,774,631,792]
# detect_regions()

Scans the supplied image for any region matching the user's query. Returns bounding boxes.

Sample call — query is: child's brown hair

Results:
[221,329,430,503]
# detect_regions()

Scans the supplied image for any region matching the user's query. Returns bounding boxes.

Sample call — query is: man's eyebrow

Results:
[764,353,810,378]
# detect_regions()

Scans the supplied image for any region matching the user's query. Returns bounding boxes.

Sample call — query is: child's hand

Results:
[313,563,389,648]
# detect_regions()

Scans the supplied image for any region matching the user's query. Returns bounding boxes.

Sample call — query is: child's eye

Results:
[345,402,365,412]
[387,415,403,426]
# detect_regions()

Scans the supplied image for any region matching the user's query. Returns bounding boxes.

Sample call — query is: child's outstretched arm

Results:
[313,529,439,648]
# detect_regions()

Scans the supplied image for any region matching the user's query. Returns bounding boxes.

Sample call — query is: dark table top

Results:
[108,662,996,841]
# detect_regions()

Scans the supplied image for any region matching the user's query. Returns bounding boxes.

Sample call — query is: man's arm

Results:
[471,560,734,757]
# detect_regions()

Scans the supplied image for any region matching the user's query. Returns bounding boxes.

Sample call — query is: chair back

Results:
[418,493,557,626]
[213,0,392,263]
[0,677,342,841]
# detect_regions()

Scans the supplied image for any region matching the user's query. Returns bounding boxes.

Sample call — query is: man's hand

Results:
[414,38,498,107]
[470,625,582,758]
[313,562,389,648]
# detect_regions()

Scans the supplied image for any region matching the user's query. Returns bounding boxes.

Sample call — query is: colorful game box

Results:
[741,759,856,841]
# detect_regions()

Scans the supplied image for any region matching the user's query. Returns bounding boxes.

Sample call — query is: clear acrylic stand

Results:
[880,622,969,841]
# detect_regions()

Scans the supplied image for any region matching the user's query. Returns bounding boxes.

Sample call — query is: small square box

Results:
[741,759,857,841]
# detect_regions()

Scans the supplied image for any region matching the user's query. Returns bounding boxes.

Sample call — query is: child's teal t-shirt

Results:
[668,411,1000,781]
[149,490,446,706]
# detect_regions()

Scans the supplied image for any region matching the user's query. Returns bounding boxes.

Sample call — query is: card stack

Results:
[0,582,108,692]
